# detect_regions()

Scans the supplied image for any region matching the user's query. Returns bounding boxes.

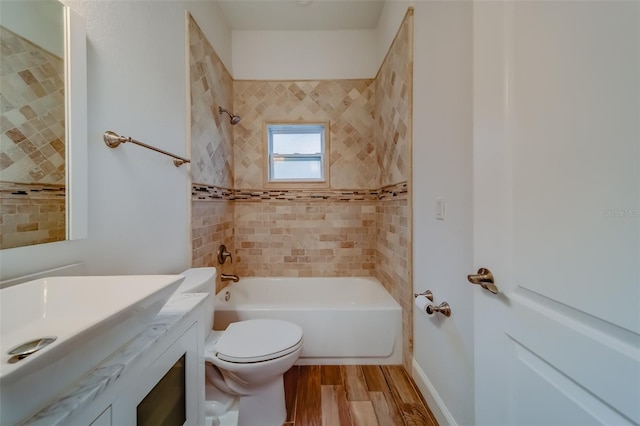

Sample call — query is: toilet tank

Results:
[177,267,216,331]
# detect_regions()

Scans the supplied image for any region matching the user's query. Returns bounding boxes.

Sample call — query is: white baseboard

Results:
[411,358,457,426]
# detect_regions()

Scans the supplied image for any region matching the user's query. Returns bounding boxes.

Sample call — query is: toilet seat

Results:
[213,319,303,363]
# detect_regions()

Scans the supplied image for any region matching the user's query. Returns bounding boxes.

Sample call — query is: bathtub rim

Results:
[212,276,403,365]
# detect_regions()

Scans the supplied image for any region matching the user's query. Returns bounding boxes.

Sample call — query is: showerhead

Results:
[218,107,241,125]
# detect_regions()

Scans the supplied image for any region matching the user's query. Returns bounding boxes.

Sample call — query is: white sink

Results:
[0,274,184,425]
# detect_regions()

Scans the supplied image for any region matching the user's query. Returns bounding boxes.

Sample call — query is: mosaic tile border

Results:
[0,181,65,198]
[192,181,407,202]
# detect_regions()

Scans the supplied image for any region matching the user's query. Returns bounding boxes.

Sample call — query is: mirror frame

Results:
[64,5,87,240]
[0,4,87,280]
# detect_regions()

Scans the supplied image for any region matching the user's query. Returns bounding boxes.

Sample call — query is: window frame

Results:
[264,121,330,188]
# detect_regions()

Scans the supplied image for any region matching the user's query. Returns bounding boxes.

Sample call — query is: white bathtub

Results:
[213,276,402,365]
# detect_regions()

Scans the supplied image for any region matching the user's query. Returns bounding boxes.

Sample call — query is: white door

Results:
[473,2,639,425]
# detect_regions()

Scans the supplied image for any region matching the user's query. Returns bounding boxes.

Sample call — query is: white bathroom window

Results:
[266,123,329,185]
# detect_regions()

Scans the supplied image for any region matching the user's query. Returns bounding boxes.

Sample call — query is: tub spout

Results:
[221,274,240,283]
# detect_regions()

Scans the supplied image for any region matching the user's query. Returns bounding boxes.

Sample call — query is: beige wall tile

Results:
[1,27,65,185]
[188,16,234,188]
[233,80,377,190]
[375,198,411,370]
[0,186,65,249]
[234,201,377,277]
[374,11,414,370]
[191,200,235,293]
[189,15,236,292]
[375,14,413,187]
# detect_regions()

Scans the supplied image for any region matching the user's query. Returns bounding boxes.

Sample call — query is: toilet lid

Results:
[214,319,303,363]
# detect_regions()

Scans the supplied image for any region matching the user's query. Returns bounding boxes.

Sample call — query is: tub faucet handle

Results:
[218,244,232,264]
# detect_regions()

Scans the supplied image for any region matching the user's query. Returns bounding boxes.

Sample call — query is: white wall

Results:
[409,2,475,425]
[0,0,232,280]
[375,0,413,69]
[0,0,65,57]
[187,0,233,73]
[81,0,190,275]
[232,29,378,80]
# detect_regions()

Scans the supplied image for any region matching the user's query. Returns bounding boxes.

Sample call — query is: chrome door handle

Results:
[467,268,499,294]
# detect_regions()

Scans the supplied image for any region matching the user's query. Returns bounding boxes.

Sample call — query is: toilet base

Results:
[206,408,239,426]
[205,381,237,417]
[237,377,286,426]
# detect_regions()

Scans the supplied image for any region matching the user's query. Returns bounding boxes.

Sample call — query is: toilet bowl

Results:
[177,268,303,426]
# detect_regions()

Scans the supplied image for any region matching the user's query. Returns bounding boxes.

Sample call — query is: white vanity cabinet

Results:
[111,323,200,425]
[23,294,206,426]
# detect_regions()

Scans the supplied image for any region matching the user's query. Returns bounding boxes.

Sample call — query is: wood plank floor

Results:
[283,365,438,426]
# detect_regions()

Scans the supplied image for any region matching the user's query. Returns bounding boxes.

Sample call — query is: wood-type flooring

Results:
[283,365,438,426]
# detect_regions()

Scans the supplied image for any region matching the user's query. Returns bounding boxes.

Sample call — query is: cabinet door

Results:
[111,323,200,425]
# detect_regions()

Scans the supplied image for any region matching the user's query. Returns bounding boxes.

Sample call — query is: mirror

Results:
[0,0,87,250]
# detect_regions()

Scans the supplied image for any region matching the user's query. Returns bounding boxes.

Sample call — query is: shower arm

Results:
[218,107,241,125]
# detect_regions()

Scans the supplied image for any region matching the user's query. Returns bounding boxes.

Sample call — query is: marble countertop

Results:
[20,293,207,426]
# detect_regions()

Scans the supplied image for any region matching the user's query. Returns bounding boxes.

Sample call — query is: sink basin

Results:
[0,274,184,425]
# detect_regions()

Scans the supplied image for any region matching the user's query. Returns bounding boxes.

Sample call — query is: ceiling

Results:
[215,0,386,31]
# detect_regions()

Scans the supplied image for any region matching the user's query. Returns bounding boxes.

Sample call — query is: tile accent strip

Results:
[0,181,65,198]
[1,182,66,249]
[192,181,407,202]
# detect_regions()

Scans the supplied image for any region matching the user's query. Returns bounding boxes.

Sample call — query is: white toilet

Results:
[177,268,303,426]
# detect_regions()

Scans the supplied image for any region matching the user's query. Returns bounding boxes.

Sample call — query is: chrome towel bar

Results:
[103,130,191,167]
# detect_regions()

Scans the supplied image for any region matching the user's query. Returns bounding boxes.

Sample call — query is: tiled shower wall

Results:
[374,11,413,369]
[189,10,413,368]
[232,78,380,275]
[234,201,377,277]
[188,16,233,189]
[188,15,235,291]
[191,200,233,279]
[233,79,377,190]
[377,198,411,368]
[375,12,413,189]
